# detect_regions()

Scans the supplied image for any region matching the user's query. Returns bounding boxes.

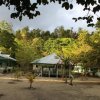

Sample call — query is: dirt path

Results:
[0,79,100,100]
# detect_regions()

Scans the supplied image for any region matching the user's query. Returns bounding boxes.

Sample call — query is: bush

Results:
[26,72,36,88]
[14,70,22,80]
[2,69,7,74]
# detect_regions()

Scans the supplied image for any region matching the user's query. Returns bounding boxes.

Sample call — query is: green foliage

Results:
[0,20,17,57]
[15,26,30,40]
[89,32,100,49]
[41,31,51,40]
[14,70,22,80]
[0,20,13,33]
[0,30,17,57]
[0,30,15,49]
[0,19,100,73]
[16,40,36,70]
[29,29,41,39]
[85,32,100,67]
[16,38,44,71]
[16,30,22,40]
[52,26,74,38]
[95,20,100,30]
[44,38,75,55]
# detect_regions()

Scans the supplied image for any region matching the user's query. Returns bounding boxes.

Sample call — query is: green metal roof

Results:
[0,54,16,61]
[0,56,5,60]
[31,53,62,65]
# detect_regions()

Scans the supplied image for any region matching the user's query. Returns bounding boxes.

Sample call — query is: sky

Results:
[0,2,97,32]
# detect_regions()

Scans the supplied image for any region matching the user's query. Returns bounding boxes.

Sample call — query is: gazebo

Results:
[31,53,63,77]
[0,53,16,72]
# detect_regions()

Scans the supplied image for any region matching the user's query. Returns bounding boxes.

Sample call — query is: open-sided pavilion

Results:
[31,53,63,77]
[0,53,16,72]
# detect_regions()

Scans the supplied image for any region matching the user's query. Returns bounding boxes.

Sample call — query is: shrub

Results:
[26,72,36,88]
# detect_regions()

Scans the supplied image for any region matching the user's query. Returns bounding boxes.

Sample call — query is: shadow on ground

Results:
[0,94,5,98]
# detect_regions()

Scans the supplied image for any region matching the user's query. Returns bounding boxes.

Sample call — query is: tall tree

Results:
[87,32,100,68]
[15,26,30,40]
[16,30,22,40]
[0,20,13,33]
[53,26,65,38]
[20,26,30,40]
[95,20,100,32]
[0,30,17,57]
[41,31,51,40]
[16,38,44,71]
[72,29,92,71]
[29,29,41,39]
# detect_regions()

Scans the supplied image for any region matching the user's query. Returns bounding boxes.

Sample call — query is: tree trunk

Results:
[30,82,32,88]
[65,69,68,83]
[65,76,68,83]
[69,78,73,85]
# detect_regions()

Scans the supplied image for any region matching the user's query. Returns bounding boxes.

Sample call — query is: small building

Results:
[31,53,63,77]
[73,65,83,73]
[0,53,16,73]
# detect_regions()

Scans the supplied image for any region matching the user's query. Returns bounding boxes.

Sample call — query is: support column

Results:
[56,65,58,78]
[61,65,63,78]
[68,64,71,78]
[49,67,50,77]
[41,66,43,77]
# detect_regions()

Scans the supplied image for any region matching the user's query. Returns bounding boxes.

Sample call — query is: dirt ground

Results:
[0,79,100,100]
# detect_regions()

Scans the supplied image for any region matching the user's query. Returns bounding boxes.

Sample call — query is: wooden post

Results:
[41,66,43,77]
[56,65,58,78]
[61,65,64,78]
[49,67,50,77]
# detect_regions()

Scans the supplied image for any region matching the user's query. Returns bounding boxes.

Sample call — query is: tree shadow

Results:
[8,79,23,84]
[8,81,16,84]
[20,87,37,90]
[0,94,5,98]
[12,79,23,82]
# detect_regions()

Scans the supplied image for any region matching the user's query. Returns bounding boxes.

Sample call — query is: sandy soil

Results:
[0,79,100,100]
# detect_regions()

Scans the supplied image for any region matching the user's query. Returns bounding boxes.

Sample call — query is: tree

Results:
[14,69,22,81]
[57,47,74,84]
[0,20,16,56]
[0,20,13,33]
[26,72,36,89]
[16,30,22,40]
[43,38,57,54]
[77,32,100,76]
[16,40,35,71]
[41,31,51,40]
[20,26,30,40]
[29,29,41,39]
[86,32,100,68]
[95,20,100,32]
[0,30,17,57]
[0,0,99,26]
[73,29,92,62]
[51,26,76,38]
[52,26,65,38]
[16,38,44,71]
[15,26,30,40]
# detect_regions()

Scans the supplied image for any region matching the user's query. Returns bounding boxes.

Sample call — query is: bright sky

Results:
[0,2,97,32]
